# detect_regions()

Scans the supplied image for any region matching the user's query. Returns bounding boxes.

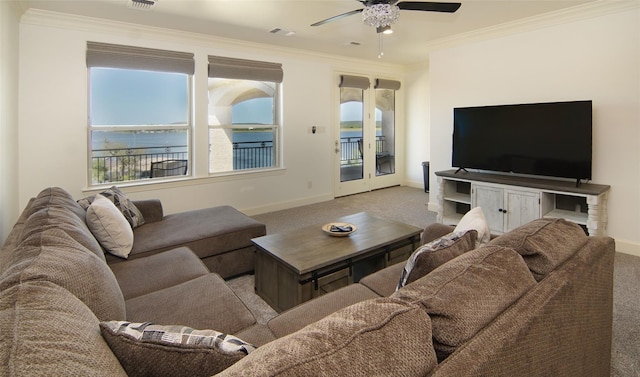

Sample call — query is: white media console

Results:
[435,169,610,236]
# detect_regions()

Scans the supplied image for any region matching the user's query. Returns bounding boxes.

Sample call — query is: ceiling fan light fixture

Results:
[377,25,393,34]
[362,4,400,28]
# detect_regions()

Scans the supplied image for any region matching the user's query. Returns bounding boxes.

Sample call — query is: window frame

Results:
[87,67,194,186]
[85,42,195,187]
[207,76,282,175]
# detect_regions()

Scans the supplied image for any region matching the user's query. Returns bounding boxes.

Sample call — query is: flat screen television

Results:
[452,100,592,182]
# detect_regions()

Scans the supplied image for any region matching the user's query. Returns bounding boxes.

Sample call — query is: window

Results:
[208,56,283,173]
[87,42,194,185]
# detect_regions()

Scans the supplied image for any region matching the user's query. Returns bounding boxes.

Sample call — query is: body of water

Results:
[91,130,273,151]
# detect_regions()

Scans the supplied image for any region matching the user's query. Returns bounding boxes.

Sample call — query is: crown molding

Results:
[20,8,403,71]
[423,0,640,53]
[19,1,638,71]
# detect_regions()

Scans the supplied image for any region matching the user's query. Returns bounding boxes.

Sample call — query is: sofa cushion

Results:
[489,218,588,281]
[397,230,477,290]
[86,194,134,259]
[78,186,145,229]
[454,206,491,246]
[14,205,104,261]
[100,321,255,377]
[109,247,210,300]
[392,245,537,362]
[26,187,88,224]
[233,324,277,347]
[0,228,126,322]
[124,274,256,335]
[267,283,380,338]
[218,298,437,377]
[131,199,164,224]
[0,198,35,263]
[359,261,405,297]
[0,281,128,376]
[126,205,266,261]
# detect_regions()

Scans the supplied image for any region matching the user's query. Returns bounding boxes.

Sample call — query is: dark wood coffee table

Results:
[252,212,422,312]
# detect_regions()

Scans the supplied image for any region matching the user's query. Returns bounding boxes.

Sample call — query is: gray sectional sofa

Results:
[0,186,615,376]
[79,188,266,279]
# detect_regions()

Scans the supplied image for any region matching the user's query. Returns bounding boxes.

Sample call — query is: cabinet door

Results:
[472,184,504,233]
[504,189,540,232]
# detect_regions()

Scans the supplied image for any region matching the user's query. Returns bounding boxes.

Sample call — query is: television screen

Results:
[452,100,592,180]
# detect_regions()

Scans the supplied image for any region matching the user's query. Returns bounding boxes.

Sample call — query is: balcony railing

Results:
[91,141,275,184]
[91,146,188,184]
[233,141,274,170]
[340,136,386,166]
[91,137,385,184]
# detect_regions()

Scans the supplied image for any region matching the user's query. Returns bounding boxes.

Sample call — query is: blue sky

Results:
[90,68,188,126]
[91,68,274,125]
[232,97,273,124]
[91,68,370,126]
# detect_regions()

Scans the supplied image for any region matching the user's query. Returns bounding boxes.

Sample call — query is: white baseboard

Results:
[403,179,423,190]
[615,239,640,258]
[241,193,334,217]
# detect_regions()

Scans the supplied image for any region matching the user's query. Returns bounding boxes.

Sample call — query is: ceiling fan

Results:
[311,0,461,30]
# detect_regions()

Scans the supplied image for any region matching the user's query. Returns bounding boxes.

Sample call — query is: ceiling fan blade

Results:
[397,1,461,13]
[311,9,363,27]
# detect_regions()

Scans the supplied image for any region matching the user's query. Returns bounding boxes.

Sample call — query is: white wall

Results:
[16,10,404,221]
[0,2,22,243]
[428,8,640,255]
[404,62,431,189]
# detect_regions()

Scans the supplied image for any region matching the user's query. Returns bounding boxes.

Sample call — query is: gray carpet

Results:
[252,185,437,235]
[227,185,638,376]
[225,274,277,325]
[612,252,640,377]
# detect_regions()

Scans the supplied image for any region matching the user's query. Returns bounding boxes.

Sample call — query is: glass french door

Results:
[335,85,372,197]
[374,88,396,177]
[334,76,399,197]
[338,86,366,183]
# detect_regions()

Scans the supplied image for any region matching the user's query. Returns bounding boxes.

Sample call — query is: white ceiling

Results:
[23,0,595,65]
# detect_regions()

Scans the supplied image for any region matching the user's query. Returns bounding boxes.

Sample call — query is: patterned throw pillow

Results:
[397,230,477,290]
[78,186,145,229]
[100,321,256,377]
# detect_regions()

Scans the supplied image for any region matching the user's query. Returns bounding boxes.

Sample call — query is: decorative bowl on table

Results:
[322,222,357,237]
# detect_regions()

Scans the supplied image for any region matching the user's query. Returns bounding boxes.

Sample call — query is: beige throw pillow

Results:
[454,206,491,246]
[86,194,134,258]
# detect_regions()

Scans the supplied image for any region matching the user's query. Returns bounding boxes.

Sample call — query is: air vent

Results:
[128,0,158,10]
[269,28,296,37]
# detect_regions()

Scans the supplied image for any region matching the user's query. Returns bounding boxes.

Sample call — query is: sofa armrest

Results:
[421,223,455,245]
[132,199,163,223]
